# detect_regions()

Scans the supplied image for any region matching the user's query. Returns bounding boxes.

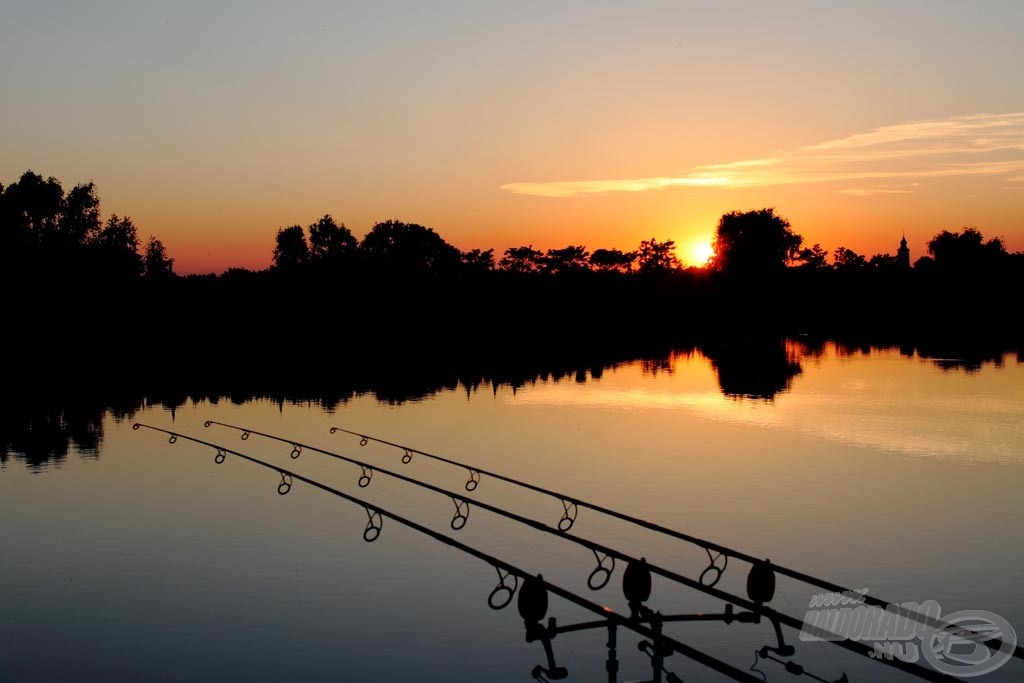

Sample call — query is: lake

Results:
[2,340,1022,682]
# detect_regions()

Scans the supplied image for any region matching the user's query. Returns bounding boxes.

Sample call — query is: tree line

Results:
[3,169,1020,402]
[268,215,684,277]
[6,331,1013,470]
[267,208,1017,279]
[3,170,1018,283]
[0,170,174,281]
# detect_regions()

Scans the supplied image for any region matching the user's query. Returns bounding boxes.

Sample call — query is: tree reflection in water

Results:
[2,336,1017,470]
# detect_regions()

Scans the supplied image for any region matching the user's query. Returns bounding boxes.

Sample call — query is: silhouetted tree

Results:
[1,170,64,246]
[590,248,636,273]
[927,227,1008,272]
[868,253,899,270]
[636,238,681,273]
[91,214,142,279]
[461,248,495,273]
[308,214,356,263]
[795,243,829,270]
[499,245,545,273]
[220,267,259,284]
[142,237,175,279]
[711,208,802,276]
[0,181,13,255]
[833,247,867,270]
[544,245,590,274]
[272,225,309,269]
[58,182,102,246]
[359,220,460,276]
[914,255,936,271]
[0,171,177,286]
[93,213,139,252]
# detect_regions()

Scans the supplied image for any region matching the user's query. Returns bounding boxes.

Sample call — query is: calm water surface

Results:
[2,344,1022,682]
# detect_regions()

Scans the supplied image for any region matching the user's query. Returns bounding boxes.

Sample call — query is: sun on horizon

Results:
[688,240,716,267]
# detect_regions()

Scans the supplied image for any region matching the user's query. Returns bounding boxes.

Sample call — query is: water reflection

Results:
[515,343,1023,463]
[0,397,105,470]
[703,338,804,399]
[2,337,1020,470]
[5,340,1023,682]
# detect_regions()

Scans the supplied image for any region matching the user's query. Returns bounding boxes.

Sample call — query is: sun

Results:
[689,239,716,267]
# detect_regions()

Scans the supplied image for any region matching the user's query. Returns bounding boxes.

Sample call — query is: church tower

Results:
[897,233,911,269]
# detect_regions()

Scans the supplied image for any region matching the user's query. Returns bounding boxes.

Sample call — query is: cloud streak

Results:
[838,182,920,197]
[500,112,1024,197]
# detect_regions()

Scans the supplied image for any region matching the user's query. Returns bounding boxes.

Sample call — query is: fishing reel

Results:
[519,575,569,681]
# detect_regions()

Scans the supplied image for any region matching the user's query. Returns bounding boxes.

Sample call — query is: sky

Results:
[2,1,1023,274]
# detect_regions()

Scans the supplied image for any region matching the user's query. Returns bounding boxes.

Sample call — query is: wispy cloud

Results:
[500,112,1024,197]
[838,182,920,197]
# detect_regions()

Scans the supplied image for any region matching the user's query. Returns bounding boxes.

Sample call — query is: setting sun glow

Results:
[690,240,716,267]
[2,4,1022,274]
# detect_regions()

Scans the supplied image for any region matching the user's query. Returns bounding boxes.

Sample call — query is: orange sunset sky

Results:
[3,2,1023,274]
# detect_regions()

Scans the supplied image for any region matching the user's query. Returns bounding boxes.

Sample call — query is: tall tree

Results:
[544,245,590,274]
[711,208,802,276]
[833,247,867,270]
[499,245,545,273]
[927,227,1007,271]
[308,214,356,263]
[142,237,175,279]
[359,220,461,276]
[93,214,140,252]
[636,238,681,273]
[58,182,102,246]
[91,214,142,278]
[461,248,495,273]
[2,171,64,245]
[272,225,309,270]
[795,243,829,270]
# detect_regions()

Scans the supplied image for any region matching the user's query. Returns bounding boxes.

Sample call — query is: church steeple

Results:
[897,232,911,269]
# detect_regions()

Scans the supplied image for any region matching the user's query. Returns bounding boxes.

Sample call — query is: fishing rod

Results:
[199,420,978,682]
[133,422,778,683]
[198,423,785,610]
[322,424,1024,664]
